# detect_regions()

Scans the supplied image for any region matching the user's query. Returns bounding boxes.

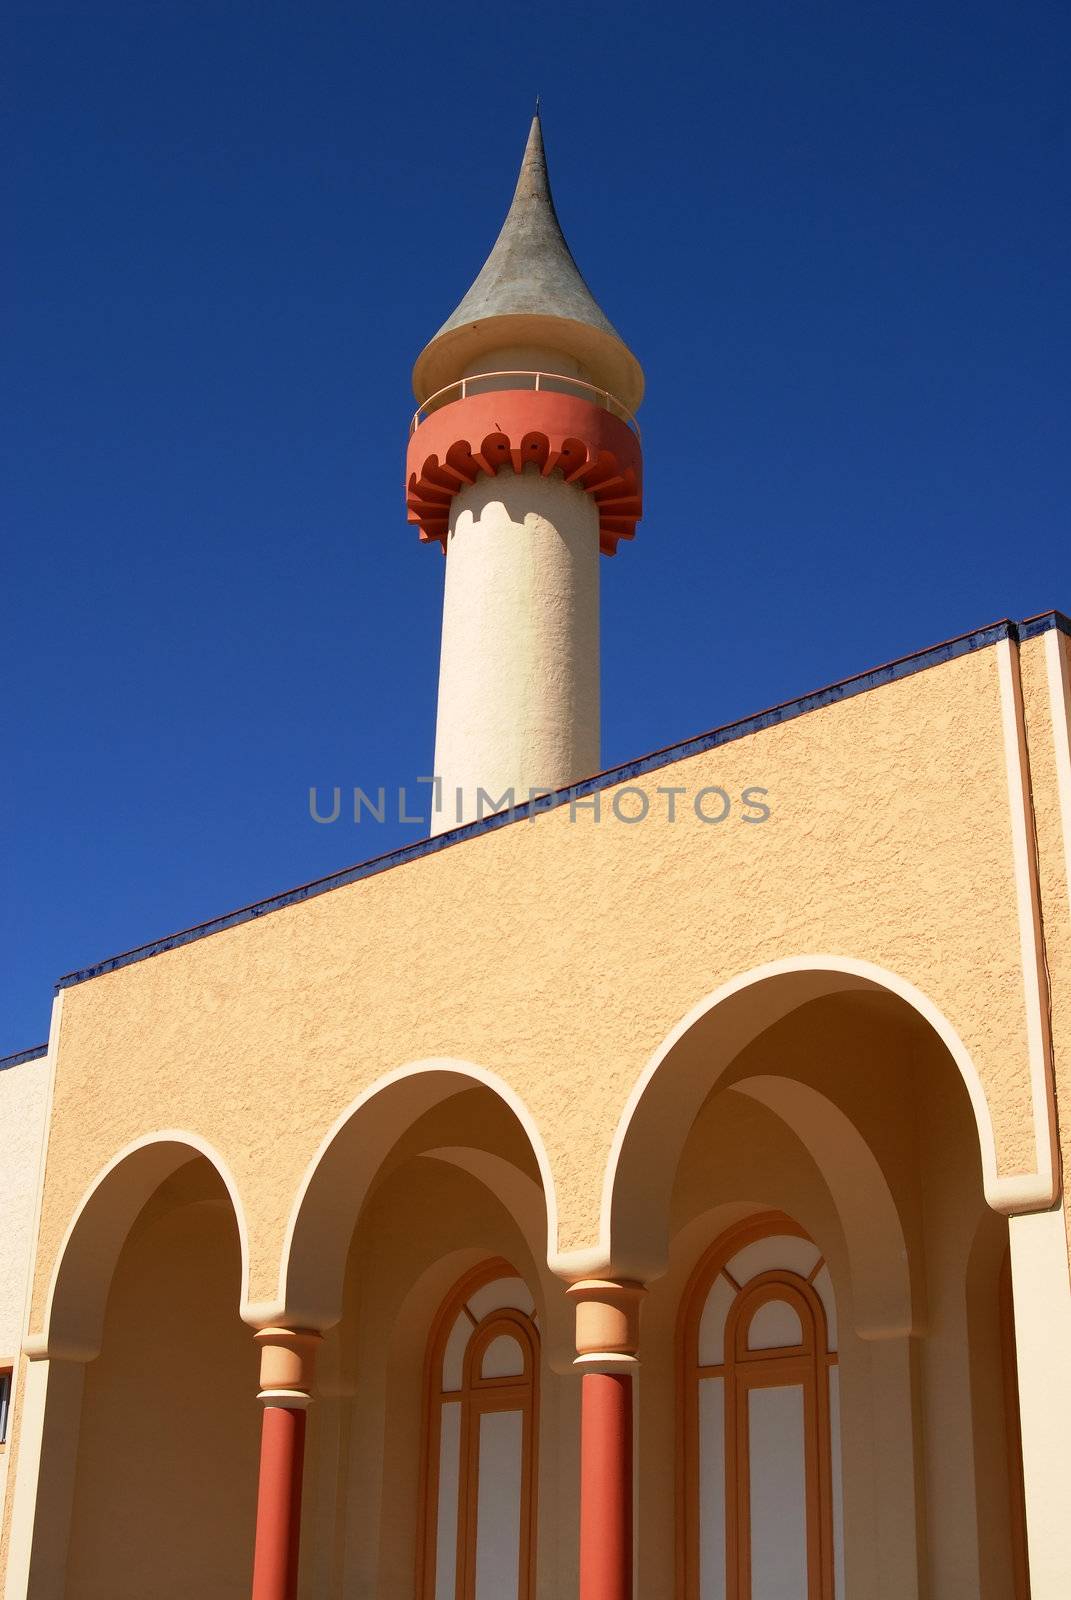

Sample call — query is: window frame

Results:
[677,1213,838,1600]
[416,1259,540,1600]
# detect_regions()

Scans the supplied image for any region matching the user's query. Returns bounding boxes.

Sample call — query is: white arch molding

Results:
[270,1059,559,1331]
[567,956,1054,1285]
[28,1129,252,1361]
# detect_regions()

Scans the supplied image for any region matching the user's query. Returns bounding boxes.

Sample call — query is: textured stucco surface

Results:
[0,1060,48,1359]
[64,1169,259,1599]
[1018,633,1071,1275]
[0,1058,49,1525]
[24,639,1053,1326]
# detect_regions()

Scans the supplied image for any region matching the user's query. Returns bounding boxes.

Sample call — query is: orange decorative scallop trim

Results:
[405,388,643,556]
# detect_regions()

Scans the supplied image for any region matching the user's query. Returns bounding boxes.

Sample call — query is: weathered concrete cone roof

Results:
[412,115,644,413]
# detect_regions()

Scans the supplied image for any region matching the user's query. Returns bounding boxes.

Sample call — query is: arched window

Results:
[679,1214,843,1600]
[417,1260,539,1600]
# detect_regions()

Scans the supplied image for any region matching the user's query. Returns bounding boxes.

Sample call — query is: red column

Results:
[567,1278,645,1600]
[249,1327,321,1600]
[251,1403,307,1600]
[579,1371,633,1600]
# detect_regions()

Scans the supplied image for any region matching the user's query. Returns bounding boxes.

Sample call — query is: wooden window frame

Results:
[416,1260,540,1600]
[677,1213,837,1600]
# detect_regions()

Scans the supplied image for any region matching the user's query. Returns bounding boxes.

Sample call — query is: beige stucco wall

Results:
[0,1059,49,1524]
[41,1007,1019,1600]
[1017,631,1071,1272]
[7,602,1065,1595]
[23,635,1061,1335]
[64,1160,259,1599]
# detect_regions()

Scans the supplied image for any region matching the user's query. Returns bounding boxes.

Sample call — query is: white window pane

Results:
[435,1401,461,1600]
[748,1384,808,1598]
[748,1299,804,1351]
[726,1235,820,1286]
[829,1367,845,1600]
[698,1378,726,1600]
[812,1264,838,1351]
[481,1334,525,1379]
[698,1275,735,1365]
[474,1409,524,1600]
[442,1314,471,1392]
[467,1276,534,1321]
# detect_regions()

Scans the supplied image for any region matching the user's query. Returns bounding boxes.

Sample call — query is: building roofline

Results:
[0,1043,49,1071]
[52,609,1070,994]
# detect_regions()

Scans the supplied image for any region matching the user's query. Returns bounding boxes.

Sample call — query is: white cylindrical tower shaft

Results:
[432,466,600,832]
[406,113,644,834]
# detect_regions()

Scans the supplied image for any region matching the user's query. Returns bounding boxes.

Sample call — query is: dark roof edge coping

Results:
[55,609,1070,993]
[0,1043,49,1071]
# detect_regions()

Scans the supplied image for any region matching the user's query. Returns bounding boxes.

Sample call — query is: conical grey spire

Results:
[412,116,643,412]
[434,115,621,343]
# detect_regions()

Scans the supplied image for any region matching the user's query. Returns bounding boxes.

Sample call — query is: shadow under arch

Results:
[598,956,1002,1283]
[33,1130,251,1361]
[734,1075,914,1337]
[273,1058,558,1330]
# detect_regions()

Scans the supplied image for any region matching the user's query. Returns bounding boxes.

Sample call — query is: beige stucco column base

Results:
[1008,1210,1071,1597]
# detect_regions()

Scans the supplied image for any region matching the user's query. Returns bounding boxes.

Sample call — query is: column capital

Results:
[566,1278,646,1367]
[253,1326,322,1407]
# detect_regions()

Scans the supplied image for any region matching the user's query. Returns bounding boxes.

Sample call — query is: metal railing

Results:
[410,371,641,440]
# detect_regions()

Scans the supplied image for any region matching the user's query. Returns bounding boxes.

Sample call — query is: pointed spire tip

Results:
[413,107,644,412]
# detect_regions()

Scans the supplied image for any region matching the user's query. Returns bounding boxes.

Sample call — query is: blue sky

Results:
[4,0,1068,1049]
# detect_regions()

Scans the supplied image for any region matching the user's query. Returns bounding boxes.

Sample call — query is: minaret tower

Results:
[406,114,644,833]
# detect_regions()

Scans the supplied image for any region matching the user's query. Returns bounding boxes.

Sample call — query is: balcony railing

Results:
[410,371,641,440]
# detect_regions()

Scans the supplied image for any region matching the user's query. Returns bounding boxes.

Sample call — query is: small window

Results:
[0,1368,12,1445]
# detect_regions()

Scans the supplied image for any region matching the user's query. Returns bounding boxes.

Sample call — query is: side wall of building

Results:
[0,1058,50,1533]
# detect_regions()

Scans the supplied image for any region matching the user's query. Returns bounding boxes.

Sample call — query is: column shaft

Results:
[568,1278,644,1600]
[579,1371,633,1600]
[432,468,600,833]
[251,1404,307,1600]
[249,1326,320,1600]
